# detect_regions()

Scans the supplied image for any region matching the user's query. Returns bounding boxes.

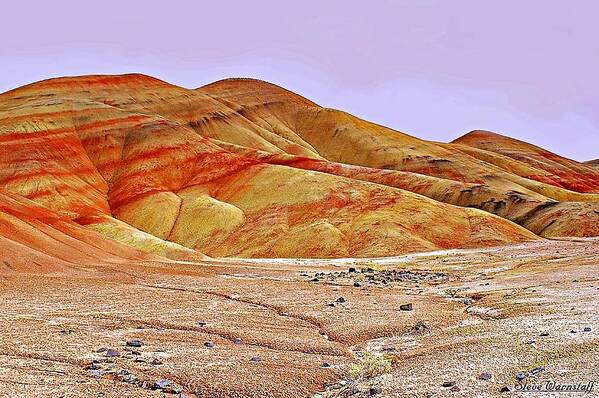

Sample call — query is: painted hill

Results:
[585,159,599,169]
[0,74,597,260]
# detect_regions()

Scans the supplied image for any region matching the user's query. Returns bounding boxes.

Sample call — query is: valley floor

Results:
[0,238,598,397]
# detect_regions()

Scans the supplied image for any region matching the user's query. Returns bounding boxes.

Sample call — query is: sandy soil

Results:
[0,238,597,397]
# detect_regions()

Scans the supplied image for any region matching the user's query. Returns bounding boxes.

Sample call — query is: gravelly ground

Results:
[0,238,597,397]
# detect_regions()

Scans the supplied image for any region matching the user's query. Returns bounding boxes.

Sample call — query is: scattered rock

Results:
[530,366,545,375]
[321,362,331,368]
[348,267,356,273]
[570,330,577,334]
[540,332,549,336]
[204,341,215,348]
[153,379,173,390]
[526,340,536,345]
[400,303,413,311]
[369,386,382,395]
[583,326,592,332]
[250,356,261,363]
[442,381,456,388]
[463,298,473,305]
[197,321,206,327]
[500,386,512,393]
[234,338,242,344]
[151,358,163,365]
[105,349,120,358]
[450,386,460,392]
[516,372,526,381]
[96,347,108,353]
[126,340,143,348]
[336,297,346,303]
[353,282,361,287]
[478,372,492,380]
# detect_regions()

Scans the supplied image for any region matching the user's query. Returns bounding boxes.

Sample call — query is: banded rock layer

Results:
[0,74,597,260]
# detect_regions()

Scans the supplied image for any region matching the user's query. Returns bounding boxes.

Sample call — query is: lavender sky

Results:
[1,1,597,161]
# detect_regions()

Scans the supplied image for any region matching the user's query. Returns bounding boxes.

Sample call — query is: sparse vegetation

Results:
[350,353,394,380]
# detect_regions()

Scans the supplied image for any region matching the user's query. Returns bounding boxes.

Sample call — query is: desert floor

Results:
[0,238,597,397]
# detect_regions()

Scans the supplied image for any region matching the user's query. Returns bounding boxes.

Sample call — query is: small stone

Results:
[500,386,512,393]
[369,386,382,395]
[583,326,592,332]
[96,347,107,353]
[450,386,460,392]
[153,379,173,390]
[321,362,330,368]
[250,356,261,363]
[478,372,492,380]
[348,267,356,273]
[151,358,163,365]
[310,277,319,282]
[530,366,545,375]
[540,331,549,336]
[126,340,143,348]
[353,282,361,287]
[327,303,336,307]
[400,303,413,311]
[88,362,102,370]
[526,340,536,345]
[516,372,526,381]
[197,320,206,327]
[570,330,577,334]
[336,297,346,303]
[442,381,456,388]
[204,341,215,348]
[234,337,242,344]
[463,298,473,305]
[105,349,120,358]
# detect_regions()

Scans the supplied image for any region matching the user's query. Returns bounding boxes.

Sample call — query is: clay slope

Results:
[585,159,599,169]
[0,74,597,260]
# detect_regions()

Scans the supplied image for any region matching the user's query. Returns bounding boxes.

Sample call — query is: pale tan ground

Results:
[0,238,597,398]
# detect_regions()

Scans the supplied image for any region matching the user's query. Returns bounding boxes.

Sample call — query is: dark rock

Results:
[540,332,549,336]
[234,338,242,344]
[442,381,456,388]
[96,347,107,353]
[500,386,512,393]
[105,349,120,358]
[516,372,526,381]
[348,267,356,273]
[450,386,460,392]
[369,386,382,395]
[530,366,545,375]
[478,372,492,380]
[327,303,336,307]
[151,358,163,365]
[570,330,577,334]
[463,298,474,305]
[197,320,206,327]
[310,278,319,282]
[336,297,346,303]
[250,356,261,363]
[583,326,592,332]
[204,341,215,348]
[153,379,173,390]
[353,282,361,287]
[126,340,143,348]
[400,303,413,311]
[321,362,331,368]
